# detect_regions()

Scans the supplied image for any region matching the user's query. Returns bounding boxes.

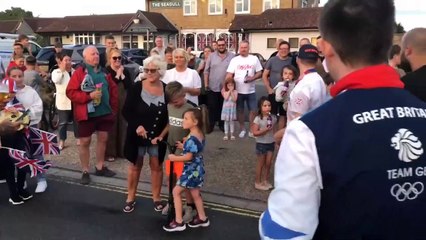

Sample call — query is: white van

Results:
[0,38,42,72]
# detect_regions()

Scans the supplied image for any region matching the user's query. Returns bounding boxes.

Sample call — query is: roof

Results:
[25,18,61,32]
[0,20,20,33]
[229,7,322,32]
[30,11,177,34]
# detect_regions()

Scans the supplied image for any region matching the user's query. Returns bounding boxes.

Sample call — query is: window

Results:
[235,0,250,14]
[267,38,276,48]
[75,33,95,45]
[311,37,318,46]
[263,0,279,11]
[184,0,197,16]
[122,35,139,49]
[289,38,299,49]
[208,0,223,15]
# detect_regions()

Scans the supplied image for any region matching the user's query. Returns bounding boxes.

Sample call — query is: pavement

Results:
[0,178,260,240]
[48,118,271,213]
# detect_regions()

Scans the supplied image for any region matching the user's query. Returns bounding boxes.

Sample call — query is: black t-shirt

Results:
[401,65,426,102]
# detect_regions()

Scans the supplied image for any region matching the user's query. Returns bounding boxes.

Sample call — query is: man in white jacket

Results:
[260,0,426,239]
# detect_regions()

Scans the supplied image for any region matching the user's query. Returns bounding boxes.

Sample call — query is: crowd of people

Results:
[1,0,426,236]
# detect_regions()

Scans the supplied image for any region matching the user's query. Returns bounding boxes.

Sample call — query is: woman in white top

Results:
[51,52,79,149]
[161,48,201,105]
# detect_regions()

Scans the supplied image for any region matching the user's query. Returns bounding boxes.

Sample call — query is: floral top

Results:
[177,135,206,188]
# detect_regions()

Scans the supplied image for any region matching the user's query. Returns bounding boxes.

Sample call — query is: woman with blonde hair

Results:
[122,55,168,213]
[105,48,133,161]
[161,48,201,105]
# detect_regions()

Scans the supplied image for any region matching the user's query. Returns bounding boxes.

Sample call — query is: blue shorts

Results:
[237,93,257,111]
[256,143,275,155]
[138,145,159,157]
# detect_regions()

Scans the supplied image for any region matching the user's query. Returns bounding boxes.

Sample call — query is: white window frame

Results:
[263,0,280,11]
[183,0,197,16]
[208,0,223,15]
[235,0,250,14]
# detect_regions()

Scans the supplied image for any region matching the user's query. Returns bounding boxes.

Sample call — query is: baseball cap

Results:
[298,44,319,60]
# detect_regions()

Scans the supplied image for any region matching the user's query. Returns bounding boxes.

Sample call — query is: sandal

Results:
[154,201,166,212]
[123,201,136,213]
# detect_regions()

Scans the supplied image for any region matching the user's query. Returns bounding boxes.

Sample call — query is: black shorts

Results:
[268,94,286,117]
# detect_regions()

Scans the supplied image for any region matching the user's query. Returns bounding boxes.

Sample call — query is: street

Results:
[0,177,260,240]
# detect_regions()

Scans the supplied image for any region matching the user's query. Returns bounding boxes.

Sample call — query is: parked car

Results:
[122,48,148,66]
[0,38,42,71]
[36,45,141,80]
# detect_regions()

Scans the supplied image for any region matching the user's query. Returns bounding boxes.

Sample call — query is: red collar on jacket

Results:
[330,64,404,97]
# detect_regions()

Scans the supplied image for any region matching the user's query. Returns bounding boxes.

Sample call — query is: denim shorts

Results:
[138,145,159,157]
[237,93,257,111]
[256,142,275,155]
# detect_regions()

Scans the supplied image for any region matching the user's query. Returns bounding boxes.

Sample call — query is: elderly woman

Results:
[122,55,168,213]
[105,48,132,162]
[161,48,202,105]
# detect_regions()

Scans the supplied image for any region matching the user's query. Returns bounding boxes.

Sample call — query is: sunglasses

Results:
[112,56,122,61]
[143,68,158,74]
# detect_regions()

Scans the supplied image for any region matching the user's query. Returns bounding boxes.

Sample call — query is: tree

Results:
[0,7,33,20]
[395,22,405,34]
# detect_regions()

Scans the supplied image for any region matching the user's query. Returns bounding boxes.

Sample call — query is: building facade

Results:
[146,0,318,53]
[229,7,321,58]
[24,11,177,50]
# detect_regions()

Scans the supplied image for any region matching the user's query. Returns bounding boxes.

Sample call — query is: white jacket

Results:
[14,85,43,125]
[51,69,73,110]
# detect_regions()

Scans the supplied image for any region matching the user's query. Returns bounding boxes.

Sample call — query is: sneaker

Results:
[255,182,269,191]
[161,203,169,216]
[18,190,33,201]
[123,201,136,213]
[223,135,228,141]
[35,180,48,193]
[163,220,186,232]
[248,131,255,138]
[188,215,210,228]
[230,135,236,141]
[9,196,24,205]
[239,130,246,138]
[183,206,197,223]
[81,171,91,185]
[94,166,116,177]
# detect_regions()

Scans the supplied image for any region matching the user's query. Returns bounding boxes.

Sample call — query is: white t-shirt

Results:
[226,55,263,94]
[287,72,327,121]
[162,68,202,105]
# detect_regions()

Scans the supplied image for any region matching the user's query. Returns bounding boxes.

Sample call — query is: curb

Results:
[48,167,265,217]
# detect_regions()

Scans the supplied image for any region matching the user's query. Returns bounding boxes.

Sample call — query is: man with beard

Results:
[204,38,235,133]
[401,28,426,101]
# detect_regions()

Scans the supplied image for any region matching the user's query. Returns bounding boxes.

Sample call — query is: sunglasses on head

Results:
[143,68,158,74]
[112,56,122,61]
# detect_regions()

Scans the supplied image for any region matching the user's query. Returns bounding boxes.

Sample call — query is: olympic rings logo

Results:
[390,182,424,202]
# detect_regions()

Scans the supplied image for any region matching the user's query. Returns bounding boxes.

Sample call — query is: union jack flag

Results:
[6,96,25,112]
[8,148,52,178]
[29,127,60,155]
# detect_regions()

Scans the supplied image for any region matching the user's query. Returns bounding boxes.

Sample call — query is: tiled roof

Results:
[229,7,322,32]
[29,11,177,33]
[0,20,20,33]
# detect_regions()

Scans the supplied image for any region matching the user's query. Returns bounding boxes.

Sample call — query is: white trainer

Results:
[35,180,47,193]
[239,130,246,138]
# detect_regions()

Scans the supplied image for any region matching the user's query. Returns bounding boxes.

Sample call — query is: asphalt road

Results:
[0,178,260,240]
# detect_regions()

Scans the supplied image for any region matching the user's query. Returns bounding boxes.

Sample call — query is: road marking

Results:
[51,177,261,218]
